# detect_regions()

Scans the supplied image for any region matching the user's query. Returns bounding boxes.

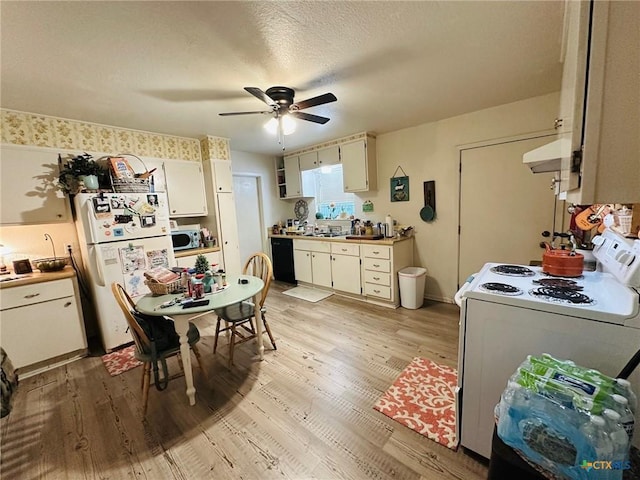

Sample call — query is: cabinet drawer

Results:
[363,258,391,273]
[294,239,331,253]
[331,243,360,256]
[0,278,73,310]
[364,282,391,300]
[363,270,391,286]
[362,245,391,260]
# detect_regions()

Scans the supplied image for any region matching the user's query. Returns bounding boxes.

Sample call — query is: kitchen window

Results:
[302,164,358,218]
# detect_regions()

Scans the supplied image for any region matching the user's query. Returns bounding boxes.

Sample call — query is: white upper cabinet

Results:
[212,160,233,192]
[317,145,340,166]
[340,136,377,192]
[163,159,208,217]
[298,151,318,171]
[1,144,71,225]
[283,155,302,198]
[563,0,640,203]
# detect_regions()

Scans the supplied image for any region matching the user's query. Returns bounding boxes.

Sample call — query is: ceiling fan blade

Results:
[219,110,272,116]
[291,93,337,111]
[290,111,330,124]
[244,87,277,106]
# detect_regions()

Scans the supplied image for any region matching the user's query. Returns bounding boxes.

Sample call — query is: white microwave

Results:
[171,230,200,251]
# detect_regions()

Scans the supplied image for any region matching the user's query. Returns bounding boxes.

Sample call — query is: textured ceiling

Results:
[1,1,564,155]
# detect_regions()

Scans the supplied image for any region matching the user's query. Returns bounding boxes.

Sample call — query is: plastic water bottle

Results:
[602,408,629,480]
[611,394,635,441]
[580,415,613,462]
[614,379,637,414]
[497,381,530,444]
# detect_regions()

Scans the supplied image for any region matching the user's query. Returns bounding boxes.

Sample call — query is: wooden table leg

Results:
[255,291,264,360]
[173,315,196,405]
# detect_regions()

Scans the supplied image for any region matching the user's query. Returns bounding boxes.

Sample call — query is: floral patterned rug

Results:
[374,357,458,450]
[101,345,142,376]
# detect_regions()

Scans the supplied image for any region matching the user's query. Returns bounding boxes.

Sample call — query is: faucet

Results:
[44,233,57,258]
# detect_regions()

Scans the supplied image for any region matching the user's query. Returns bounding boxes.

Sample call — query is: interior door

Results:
[233,175,264,263]
[458,136,559,286]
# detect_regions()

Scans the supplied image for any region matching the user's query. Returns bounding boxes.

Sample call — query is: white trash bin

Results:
[398,267,427,309]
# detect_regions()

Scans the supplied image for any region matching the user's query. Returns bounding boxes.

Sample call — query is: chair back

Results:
[242,252,273,308]
[111,282,152,353]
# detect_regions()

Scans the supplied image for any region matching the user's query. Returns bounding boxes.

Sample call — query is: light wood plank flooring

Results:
[1,282,488,479]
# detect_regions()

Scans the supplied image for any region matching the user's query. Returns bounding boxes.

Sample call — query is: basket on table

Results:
[108,153,152,193]
[144,278,182,296]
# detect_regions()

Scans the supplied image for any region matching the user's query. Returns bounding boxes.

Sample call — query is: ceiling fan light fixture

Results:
[264,115,296,136]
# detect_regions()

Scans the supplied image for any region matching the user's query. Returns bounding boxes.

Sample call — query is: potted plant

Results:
[57,152,103,195]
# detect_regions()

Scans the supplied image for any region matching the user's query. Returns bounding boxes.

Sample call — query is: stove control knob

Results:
[592,235,605,247]
[615,250,635,266]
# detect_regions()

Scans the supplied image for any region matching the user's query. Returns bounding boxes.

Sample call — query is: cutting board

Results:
[345,235,383,240]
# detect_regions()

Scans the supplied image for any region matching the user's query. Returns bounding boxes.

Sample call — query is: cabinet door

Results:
[1,296,85,369]
[143,158,167,193]
[331,254,361,294]
[293,249,313,283]
[0,145,71,224]
[216,192,241,275]
[164,160,208,217]
[311,252,332,288]
[298,151,318,171]
[318,146,340,166]
[213,160,233,192]
[340,139,368,192]
[283,156,302,198]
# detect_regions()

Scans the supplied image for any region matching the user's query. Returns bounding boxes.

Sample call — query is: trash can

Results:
[398,267,427,309]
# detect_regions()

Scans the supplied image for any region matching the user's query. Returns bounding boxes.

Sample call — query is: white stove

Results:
[455,228,640,459]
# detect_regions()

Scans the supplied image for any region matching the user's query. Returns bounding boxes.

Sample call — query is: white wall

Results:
[229,149,290,234]
[365,92,560,303]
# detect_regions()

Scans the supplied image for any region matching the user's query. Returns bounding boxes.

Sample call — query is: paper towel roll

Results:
[385,215,394,237]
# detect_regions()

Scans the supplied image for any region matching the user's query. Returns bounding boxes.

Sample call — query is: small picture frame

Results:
[13,259,33,275]
[391,176,410,202]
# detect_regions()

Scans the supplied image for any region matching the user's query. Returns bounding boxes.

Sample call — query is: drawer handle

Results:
[24,293,40,299]
[64,301,72,308]
[341,248,347,252]
[373,277,380,280]
[373,251,380,254]
[374,289,381,293]
[373,264,380,268]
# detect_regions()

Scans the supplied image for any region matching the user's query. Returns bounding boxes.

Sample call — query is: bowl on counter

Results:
[33,257,69,272]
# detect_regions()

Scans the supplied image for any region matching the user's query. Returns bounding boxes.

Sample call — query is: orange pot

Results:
[542,244,584,277]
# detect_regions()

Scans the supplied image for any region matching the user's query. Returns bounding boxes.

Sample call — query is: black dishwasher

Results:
[270,237,296,284]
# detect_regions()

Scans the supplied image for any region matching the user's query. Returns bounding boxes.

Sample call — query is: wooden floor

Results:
[1,282,488,480]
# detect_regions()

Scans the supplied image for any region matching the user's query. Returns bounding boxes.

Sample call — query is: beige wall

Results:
[367,92,560,302]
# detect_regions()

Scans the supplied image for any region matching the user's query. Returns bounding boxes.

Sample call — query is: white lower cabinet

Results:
[293,240,332,287]
[331,243,361,294]
[0,277,87,371]
[362,240,413,307]
[290,238,414,307]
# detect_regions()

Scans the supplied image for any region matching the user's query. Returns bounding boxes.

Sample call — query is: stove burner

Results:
[541,271,584,280]
[479,282,523,296]
[529,287,595,306]
[490,265,536,277]
[533,278,583,290]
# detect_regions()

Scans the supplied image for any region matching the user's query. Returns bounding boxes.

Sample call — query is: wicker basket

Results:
[108,153,152,193]
[145,278,182,296]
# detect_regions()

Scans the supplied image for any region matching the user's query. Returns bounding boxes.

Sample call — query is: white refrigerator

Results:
[74,192,176,352]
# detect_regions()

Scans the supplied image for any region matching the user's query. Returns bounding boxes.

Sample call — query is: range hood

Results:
[522,137,571,173]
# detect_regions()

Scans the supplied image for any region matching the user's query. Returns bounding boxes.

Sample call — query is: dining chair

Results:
[213,252,276,367]
[111,282,205,416]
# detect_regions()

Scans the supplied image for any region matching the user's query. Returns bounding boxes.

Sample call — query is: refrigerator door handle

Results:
[92,245,106,287]
[83,201,98,244]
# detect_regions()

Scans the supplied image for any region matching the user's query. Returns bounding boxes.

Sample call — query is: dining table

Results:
[135,274,264,406]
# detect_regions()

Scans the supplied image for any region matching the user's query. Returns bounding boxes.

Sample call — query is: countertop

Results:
[174,246,221,258]
[0,266,76,289]
[269,233,413,245]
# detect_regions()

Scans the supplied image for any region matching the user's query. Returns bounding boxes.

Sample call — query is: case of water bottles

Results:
[495,354,636,480]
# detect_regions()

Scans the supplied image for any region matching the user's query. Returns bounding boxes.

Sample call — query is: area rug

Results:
[101,345,142,376]
[374,357,458,450]
[282,286,334,303]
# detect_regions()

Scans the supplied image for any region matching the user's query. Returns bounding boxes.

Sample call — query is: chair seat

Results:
[133,321,200,363]
[214,301,256,323]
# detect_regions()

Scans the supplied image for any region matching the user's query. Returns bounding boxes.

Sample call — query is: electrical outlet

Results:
[65,243,73,253]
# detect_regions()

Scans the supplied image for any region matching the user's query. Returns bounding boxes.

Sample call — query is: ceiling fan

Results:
[219,86,337,125]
